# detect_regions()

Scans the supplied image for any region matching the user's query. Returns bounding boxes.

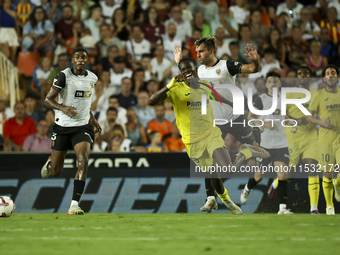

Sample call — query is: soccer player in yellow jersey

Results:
[268,66,320,214]
[149,57,270,214]
[307,65,340,215]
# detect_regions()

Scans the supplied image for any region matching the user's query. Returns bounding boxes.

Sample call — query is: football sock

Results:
[279,204,287,211]
[322,177,334,208]
[205,178,216,197]
[72,179,85,202]
[239,149,252,160]
[308,176,319,210]
[278,180,288,208]
[273,178,279,189]
[216,187,230,203]
[247,178,259,190]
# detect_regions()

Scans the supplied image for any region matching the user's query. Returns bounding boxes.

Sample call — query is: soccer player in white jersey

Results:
[40,48,102,215]
[173,37,264,212]
[240,71,293,214]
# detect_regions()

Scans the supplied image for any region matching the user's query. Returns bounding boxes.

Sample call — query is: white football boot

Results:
[240,184,251,205]
[67,205,84,215]
[326,206,335,215]
[200,196,218,213]
[41,156,51,179]
[225,199,243,215]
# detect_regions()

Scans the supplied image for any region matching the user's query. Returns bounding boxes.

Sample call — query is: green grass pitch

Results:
[1,213,339,255]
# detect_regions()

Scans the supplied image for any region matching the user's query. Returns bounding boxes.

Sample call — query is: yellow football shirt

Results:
[164,78,215,144]
[285,88,317,142]
[308,88,340,145]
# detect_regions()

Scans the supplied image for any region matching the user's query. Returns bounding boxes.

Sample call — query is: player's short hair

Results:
[194,36,216,52]
[266,70,281,79]
[73,47,88,56]
[107,107,118,114]
[178,57,196,69]
[297,66,312,74]
[322,64,340,77]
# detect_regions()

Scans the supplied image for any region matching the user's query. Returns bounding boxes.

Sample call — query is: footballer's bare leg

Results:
[41,150,67,179]
[67,141,91,215]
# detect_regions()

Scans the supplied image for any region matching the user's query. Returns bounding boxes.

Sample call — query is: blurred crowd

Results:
[1,0,340,153]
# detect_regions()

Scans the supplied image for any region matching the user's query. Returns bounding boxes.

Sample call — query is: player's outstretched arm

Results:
[173,46,183,65]
[45,87,78,118]
[240,44,261,74]
[149,76,180,106]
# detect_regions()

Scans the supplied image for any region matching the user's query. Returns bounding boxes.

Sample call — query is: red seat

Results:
[17,52,40,77]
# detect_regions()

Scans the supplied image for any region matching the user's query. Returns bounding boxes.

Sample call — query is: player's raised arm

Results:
[173,45,183,65]
[240,44,261,74]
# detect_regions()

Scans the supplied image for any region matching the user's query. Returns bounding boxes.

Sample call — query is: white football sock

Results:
[70,200,78,207]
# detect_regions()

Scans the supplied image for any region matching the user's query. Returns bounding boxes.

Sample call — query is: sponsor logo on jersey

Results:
[75,90,92,98]
[326,103,340,110]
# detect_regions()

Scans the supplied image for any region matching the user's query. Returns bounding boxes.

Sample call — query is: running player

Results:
[267,66,320,214]
[149,57,270,214]
[40,48,101,215]
[173,37,263,212]
[307,64,340,215]
[240,71,293,214]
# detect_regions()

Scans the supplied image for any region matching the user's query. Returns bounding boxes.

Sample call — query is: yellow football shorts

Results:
[318,143,340,172]
[185,127,226,167]
[288,139,318,167]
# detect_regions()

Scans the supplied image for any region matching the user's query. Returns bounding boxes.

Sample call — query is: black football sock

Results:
[205,178,216,197]
[247,178,259,190]
[72,179,85,202]
[278,180,288,205]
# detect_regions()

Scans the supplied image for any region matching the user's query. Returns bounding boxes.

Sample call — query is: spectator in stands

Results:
[143,7,165,47]
[192,12,211,38]
[24,96,43,123]
[121,0,143,25]
[110,56,133,87]
[32,56,53,100]
[100,0,120,24]
[329,0,340,20]
[43,0,64,24]
[22,119,51,152]
[164,101,175,123]
[65,20,83,54]
[98,107,119,135]
[97,44,119,73]
[145,131,163,152]
[329,43,340,68]
[276,0,303,25]
[96,24,124,60]
[285,26,309,69]
[214,28,232,59]
[162,22,182,61]
[84,4,103,43]
[273,12,291,38]
[126,25,151,64]
[252,77,266,102]
[306,40,328,77]
[187,0,218,25]
[320,7,340,44]
[107,125,131,152]
[210,5,238,39]
[319,27,338,60]
[44,108,54,137]
[100,69,119,96]
[284,68,298,87]
[70,0,94,21]
[3,102,36,151]
[149,0,170,23]
[228,41,247,63]
[12,0,35,29]
[250,9,270,47]
[125,108,148,146]
[55,5,74,48]
[99,95,127,124]
[249,46,281,79]
[146,79,159,98]
[132,68,147,95]
[185,28,202,61]
[150,44,173,83]
[109,137,122,152]
[133,90,155,128]
[0,95,14,150]
[262,29,287,69]
[141,53,153,81]
[164,5,191,42]
[21,6,54,56]
[147,104,172,139]
[0,0,19,63]
[293,7,320,42]
[238,24,258,64]
[46,53,70,88]
[164,121,185,152]
[79,28,97,54]
[111,8,131,41]
[229,0,250,25]
[118,77,137,109]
